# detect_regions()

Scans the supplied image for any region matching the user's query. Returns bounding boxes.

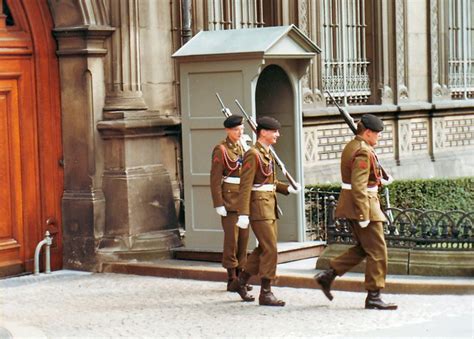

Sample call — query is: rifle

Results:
[215,93,251,152]
[383,186,397,224]
[234,99,298,190]
[325,90,390,180]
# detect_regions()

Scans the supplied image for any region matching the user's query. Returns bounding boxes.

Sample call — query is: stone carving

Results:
[381,85,393,100]
[434,118,445,149]
[430,0,439,85]
[299,0,309,36]
[303,90,314,104]
[395,0,408,101]
[304,128,318,163]
[399,121,412,154]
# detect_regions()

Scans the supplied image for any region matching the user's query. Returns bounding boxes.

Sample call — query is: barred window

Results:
[205,0,265,30]
[448,0,474,99]
[321,0,370,105]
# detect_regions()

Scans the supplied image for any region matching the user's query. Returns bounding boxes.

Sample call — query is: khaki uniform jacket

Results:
[210,137,244,212]
[335,136,386,222]
[238,142,289,221]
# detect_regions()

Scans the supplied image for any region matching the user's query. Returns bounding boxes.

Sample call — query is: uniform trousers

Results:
[330,220,388,290]
[244,219,278,280]
[221,212,249,269]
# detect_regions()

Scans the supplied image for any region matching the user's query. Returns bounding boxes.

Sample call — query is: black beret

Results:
[257,116,281,130]
[361,114,384,132]
[223,115,243,128]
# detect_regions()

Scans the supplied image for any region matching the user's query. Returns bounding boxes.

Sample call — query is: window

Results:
[205,0,269,30]
[448,0,474,99]
[321,0,370,105]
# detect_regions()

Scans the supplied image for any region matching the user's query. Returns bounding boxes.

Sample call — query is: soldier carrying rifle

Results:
[230,116,301,307]
[314,113,397,310]
[210,115,253,292]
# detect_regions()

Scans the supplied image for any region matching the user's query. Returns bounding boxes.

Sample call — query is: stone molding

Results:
[395,0,408,102]
[104,0,147,111]
[429,0,451,101]
[48,0,110,28]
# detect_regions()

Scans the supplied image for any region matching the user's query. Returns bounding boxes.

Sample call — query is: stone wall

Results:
[303,111,474,184]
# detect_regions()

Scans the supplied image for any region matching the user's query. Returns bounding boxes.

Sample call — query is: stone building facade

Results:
[0,0,472,274]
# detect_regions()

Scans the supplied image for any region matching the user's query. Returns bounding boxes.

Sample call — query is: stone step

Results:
[172,241,326,263]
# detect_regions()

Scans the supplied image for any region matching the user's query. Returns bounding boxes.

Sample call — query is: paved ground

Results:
[0,270,472,338]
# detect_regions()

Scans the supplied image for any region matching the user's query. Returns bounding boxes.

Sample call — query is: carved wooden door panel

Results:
[0,74,25,275]
[0,0,63,276]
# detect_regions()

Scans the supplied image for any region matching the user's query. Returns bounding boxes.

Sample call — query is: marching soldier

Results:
[230,116,300,306]
[314,114,397,310]
[210,115,252,292]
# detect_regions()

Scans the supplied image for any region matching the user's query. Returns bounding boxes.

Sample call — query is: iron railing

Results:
[305,191,474,250]
[304,188,340,241]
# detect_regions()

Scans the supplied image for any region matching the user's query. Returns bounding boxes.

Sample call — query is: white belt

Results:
[223,177,240,184]
[341,183,378,192]
[251,184,275,192]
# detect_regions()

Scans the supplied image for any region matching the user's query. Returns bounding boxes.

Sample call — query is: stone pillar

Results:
[103,0,147,113]
[97,0,182,260]
[54,25,115,271]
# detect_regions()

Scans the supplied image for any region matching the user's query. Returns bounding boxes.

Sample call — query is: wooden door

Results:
[0,0,63,276]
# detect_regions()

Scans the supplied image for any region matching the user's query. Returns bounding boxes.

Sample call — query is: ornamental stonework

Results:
[444,116,474,148]
[303,121,394,167]
[410,120,428,152]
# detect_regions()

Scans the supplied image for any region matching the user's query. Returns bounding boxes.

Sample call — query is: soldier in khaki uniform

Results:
[314,114,397,310]
[210,115,251,292]
[230,116,301,307]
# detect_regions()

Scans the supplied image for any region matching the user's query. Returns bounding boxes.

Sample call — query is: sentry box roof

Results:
[172,24,321,61]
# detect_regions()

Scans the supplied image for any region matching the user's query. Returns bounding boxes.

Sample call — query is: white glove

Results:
[215,206,227,217]
[288,183,301,194]
[236,215,249,229]
[359,220,370,228]
[381,175,394,186]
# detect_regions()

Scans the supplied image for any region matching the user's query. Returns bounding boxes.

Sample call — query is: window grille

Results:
[448,0,474,99]
[206,0,264,30]
[321,0,370,105]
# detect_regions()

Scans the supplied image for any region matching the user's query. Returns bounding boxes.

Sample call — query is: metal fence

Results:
[304,188,340,241]
[305,190,474,250]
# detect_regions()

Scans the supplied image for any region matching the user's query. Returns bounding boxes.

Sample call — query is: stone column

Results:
[97,0,182,260]
[54,25,115,271]
[103,0,146,113]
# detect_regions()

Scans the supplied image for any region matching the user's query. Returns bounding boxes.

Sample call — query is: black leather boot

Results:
[314,268,337,301]
[226,268,237,292]
[259,278,285,307]
[236,268,253,291]
[365,290,398,310]
[228,271,255,302]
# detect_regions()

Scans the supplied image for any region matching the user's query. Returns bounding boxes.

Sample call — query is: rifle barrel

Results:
[325,90,389,180]
[215,93,250,151]
[234,99,298,189]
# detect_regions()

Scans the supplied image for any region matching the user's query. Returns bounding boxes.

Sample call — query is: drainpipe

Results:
[34,231,53,275]
[181,0,192,44]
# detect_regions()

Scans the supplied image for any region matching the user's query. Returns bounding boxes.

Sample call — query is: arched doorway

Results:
[255,64,301,241]
[0,0,63,276]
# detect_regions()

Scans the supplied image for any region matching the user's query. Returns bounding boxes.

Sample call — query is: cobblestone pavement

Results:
[0,271,472,338]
